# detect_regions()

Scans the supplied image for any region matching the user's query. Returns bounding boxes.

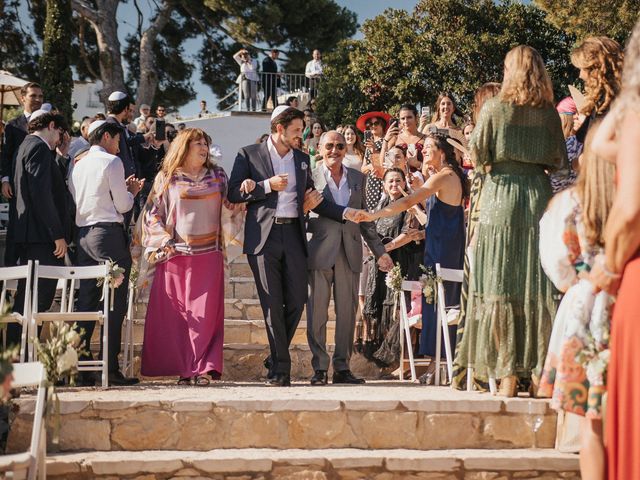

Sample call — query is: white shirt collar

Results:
[322,162,347,185]
[89,145,107,153]
[267,135,293,161]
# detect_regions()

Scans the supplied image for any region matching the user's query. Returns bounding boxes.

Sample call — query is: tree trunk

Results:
[72,0,126,105]
[136,1,172,107]
[40,0,74,123]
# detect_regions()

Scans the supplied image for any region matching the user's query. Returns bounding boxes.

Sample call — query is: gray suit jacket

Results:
[228,142,346,255]
[307,165,386,272]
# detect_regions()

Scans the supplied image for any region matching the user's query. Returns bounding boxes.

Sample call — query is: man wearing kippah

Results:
[69,120,144,386]
[104,91,152,228]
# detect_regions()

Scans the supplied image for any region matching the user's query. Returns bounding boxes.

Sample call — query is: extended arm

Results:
[227,149,268,203]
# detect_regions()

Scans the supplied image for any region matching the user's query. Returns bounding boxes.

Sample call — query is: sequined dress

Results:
[454,97,567,381]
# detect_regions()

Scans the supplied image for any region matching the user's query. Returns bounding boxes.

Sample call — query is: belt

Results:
[273,217,297,225]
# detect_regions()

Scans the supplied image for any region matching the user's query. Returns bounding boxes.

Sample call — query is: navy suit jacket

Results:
[228,141,345,255]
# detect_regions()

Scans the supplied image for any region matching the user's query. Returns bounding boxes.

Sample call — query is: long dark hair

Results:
[431,92,463,126]
[429,133,469,199]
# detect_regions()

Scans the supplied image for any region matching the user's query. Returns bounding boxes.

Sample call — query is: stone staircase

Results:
[6,255,580,479]
[7,385,579,479]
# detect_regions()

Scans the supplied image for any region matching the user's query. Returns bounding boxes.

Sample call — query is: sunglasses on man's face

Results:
[366,120,381,128]
[324,142,346,151]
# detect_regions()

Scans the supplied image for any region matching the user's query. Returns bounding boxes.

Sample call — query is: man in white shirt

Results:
[133,104,151,131]
[306,131,392,385]
[69,120,144,386]
[305,50,324,99]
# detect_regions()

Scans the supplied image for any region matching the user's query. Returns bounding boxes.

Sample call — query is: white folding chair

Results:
[0,261,33,363]
[434,263,463,387]
[121,282,136,377]
[0,203,10,226]
[0,362,47,480]
[398,280,431,382]
[31,262,110,387]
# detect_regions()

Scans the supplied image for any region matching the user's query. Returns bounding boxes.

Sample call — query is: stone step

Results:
[98,318,337,346]
[46,448,580,479]
[134,298,336,323]
[8,385,558,454]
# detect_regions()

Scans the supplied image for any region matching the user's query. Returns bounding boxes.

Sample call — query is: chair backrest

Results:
[0,261,32,321]
[12,362,46,473]
[32,262,110,314]
[401,280,422,292]
[435,264,464,283]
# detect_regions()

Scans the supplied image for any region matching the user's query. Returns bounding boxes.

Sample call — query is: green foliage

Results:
[198,0,358,108]
[535,0,639,44]
[0,0,40,80]
[123,11,198,110]
[39,0,74,123]
[317,0,578,125]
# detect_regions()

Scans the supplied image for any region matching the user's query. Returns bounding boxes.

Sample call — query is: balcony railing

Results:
[225,72,321,112]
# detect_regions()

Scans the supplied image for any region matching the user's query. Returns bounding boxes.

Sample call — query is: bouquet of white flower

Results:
[96,260,126,310]
[385,263,403,293]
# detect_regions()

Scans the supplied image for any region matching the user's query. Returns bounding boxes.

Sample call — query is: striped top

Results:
[142,167,228,260]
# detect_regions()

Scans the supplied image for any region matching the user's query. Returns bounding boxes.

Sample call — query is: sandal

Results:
[177,377,193,386]
[194,375,210,386]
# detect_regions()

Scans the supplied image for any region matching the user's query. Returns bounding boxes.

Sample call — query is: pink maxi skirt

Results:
[141,251,224,378]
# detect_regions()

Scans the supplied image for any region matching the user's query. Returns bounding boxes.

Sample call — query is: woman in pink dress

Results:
[140,128,228,385]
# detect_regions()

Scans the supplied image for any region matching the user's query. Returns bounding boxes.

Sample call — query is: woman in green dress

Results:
[455,45,567,397]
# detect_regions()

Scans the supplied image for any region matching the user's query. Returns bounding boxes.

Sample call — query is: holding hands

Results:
[240,178,256,194]
[303,188,323,213]
[377,253,393,272]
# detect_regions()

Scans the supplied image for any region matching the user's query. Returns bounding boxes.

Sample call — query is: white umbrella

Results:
[0,70,29,120]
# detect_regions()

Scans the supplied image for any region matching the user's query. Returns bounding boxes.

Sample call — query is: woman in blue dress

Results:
[356,133,467,383]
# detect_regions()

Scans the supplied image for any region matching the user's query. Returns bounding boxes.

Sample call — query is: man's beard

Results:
[282,134,301,150]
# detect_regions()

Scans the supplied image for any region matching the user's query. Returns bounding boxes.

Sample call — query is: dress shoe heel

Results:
[266,373,291,387]
[332,369,365,385]
[310,370,328,386]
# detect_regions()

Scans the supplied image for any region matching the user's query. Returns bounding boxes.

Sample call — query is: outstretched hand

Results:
[347,209,375,223]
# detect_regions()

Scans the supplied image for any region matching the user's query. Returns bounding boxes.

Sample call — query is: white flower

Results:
[65,328,82,347]
[57,347,78,375]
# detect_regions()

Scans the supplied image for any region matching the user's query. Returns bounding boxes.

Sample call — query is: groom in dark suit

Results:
[229,106,356,386]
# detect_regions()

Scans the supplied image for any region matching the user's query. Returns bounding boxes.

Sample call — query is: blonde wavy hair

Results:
[159,128,214,191]
[500,45,554,108]
[571,37,623,115]
[472,82,501,122]
[574,121,616,247]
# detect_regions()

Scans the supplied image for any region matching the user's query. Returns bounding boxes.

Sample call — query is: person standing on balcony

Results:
[234,48,260,112]
[305,49,324,99]
[262,49,280,112]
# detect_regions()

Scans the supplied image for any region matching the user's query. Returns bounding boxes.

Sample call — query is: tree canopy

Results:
[26,0,357,112]
[316,0,578,126]
[535,0,639,44]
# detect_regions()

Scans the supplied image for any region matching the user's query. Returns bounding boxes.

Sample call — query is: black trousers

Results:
[262,77,278,111]
[6,242,63,347]
[75,224,131,373]
[247,223,307,375]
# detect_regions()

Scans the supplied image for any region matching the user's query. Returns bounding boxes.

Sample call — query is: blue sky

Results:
[20,1,419,114]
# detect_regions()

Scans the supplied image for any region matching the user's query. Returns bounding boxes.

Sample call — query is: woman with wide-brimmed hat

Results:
[356,111,391,211]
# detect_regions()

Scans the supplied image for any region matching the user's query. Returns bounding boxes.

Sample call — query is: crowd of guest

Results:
[1,28,640,480]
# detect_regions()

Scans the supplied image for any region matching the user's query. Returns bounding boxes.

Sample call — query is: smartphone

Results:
[421,106,431,118]
[155,119,166,141]
[364,130,373,142]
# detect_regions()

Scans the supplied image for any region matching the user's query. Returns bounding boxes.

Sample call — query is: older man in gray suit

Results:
[307,131,393,385]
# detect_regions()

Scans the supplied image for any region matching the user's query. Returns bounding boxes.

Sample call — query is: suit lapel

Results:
[258,141,275,178]
[314,165,336,203]
[293,149,308,203]
[345,167,359,208]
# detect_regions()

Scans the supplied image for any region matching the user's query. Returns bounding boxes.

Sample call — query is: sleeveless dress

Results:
[419,197,465,357]
[607,255,640,480]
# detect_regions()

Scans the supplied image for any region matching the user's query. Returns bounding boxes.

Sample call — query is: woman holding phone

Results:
[381,104,426,174]
[356,111,391,210]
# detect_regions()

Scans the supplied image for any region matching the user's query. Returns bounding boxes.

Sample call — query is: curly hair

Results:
[500,46,554,108]
[571,37,624,115]
[158,128,215,192]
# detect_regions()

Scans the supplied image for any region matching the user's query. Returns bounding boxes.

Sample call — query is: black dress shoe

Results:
[310,370,328,386]
[263,356,275,380]
[332,369,365,385]
[266,373,291,387]
[108,371,140,386]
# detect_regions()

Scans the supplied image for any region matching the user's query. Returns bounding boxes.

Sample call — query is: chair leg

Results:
[20,321,27,363]
[489,377,497,395]
[441,313,454,383]
[466,367,473,391]
[399,293,417,382]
